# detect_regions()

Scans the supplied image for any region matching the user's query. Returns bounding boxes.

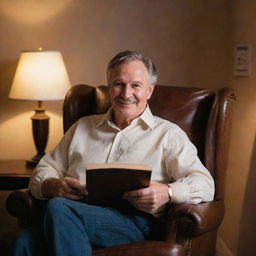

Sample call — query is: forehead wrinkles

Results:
[109,61,150,84]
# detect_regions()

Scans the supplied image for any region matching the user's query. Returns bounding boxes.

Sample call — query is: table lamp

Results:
[9,50,71,167]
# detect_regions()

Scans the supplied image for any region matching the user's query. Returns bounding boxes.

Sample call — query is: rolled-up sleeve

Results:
[29,123,77,199]
[166,129,215,204]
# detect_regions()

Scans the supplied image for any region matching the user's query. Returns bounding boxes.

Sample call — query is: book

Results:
[85,163,152,206]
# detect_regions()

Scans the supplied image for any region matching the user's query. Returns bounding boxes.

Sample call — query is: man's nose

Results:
[121,85,132,98]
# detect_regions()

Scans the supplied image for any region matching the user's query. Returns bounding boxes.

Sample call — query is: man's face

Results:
[108,60,155,125]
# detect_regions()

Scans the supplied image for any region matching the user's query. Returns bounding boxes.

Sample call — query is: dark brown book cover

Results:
[86,163,152,206]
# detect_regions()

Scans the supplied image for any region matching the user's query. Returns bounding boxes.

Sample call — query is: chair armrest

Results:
[6,189,44,228]
[164,200,224,242]
[93,241,185,256]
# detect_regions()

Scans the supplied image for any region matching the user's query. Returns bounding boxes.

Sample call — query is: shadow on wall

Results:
[0,60,21,119]
[237,132,256,255]
[0,61,17,96]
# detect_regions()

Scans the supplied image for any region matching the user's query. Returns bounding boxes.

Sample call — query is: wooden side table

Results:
[0,160,33,190]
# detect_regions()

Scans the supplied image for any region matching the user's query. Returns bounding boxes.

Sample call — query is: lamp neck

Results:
[35,101,45,112]
[38,100,43,109]
[31,101,50,120]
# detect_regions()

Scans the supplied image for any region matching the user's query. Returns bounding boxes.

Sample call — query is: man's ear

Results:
[147,84,155,100]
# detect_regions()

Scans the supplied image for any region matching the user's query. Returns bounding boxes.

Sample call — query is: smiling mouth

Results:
[117,98,137,104]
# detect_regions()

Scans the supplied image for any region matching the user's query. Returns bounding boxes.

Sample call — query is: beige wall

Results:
[1,0,231,160]
[0,0,231,160]
[219,1,256,256]
[0,1,255,255]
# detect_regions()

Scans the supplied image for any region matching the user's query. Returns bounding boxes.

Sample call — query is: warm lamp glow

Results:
[9,50,71,167]
[9,50,71,101]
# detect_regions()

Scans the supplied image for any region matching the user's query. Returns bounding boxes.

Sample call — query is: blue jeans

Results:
[12,197,158,256]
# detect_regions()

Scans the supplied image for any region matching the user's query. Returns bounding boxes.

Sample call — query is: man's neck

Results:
[113,115,133,130]
[111,106,147,130]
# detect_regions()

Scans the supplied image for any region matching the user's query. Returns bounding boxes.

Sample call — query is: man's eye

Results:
[114,82,123,86]
[132,84,141,88]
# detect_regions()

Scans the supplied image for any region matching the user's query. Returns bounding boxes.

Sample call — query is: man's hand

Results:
[123,181,170,214]
[41,177,87,200]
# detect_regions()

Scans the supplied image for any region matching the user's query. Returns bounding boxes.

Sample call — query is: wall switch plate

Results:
[234,44,251,76]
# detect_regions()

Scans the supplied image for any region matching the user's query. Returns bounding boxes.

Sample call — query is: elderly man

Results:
[13,51,214,256]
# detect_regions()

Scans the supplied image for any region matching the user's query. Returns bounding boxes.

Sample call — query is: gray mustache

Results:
[117,98,137,104]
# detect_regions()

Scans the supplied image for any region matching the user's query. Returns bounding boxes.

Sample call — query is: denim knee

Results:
[44,197,67,216]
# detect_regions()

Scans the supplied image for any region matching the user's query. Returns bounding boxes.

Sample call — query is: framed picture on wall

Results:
[234,44,252,76]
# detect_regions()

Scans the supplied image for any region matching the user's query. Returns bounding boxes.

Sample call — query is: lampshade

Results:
[9,50,71,101]
[9,50,71,167]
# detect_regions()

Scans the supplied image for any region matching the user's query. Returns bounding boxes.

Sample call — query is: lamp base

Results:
[26,153,45,168]
[27,101,49,168]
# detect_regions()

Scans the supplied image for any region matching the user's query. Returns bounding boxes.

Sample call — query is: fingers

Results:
[126,197,157,213]
[63,177,85,191]
[124,187,156,213]
[61,178,86,199]
[123,180,164,198]
[42,177,86,200]
[61,191,84,201]
[123,187,150,198]
[123,181,170,214]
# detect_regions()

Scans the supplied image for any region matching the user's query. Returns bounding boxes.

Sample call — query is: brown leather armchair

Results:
[5,85,235,256]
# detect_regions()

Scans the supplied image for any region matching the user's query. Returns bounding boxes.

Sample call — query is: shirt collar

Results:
[95,108,114,129]
[96,105,155,130]
[139,105,155,129]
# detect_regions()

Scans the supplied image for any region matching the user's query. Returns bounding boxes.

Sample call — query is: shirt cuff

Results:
[29,175,53,200]
[168,181,190,204]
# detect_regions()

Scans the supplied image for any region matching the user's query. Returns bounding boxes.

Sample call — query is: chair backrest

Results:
[63,84,235,200]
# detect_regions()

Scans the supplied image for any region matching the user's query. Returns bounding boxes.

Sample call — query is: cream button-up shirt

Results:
[29,106,214,205]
